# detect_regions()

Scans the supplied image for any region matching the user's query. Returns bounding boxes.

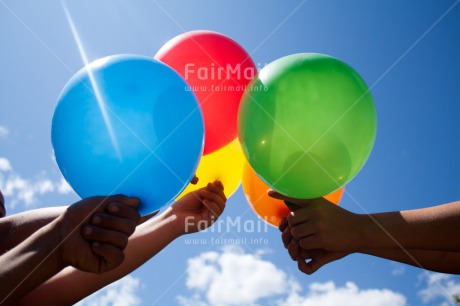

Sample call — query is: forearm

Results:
[0,207,66,255]
[360,248,460,274]
[358,201,460,251]
[0,217,65,305]
[19,207,181,306]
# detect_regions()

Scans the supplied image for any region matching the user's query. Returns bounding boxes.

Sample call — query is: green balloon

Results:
[238,53,377,199]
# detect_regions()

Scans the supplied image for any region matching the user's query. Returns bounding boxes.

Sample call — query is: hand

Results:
[56,196,140,274]
[279,217,348,274]
[167,181,227,235]
[138,175,198,225]
[269,190,364,253]
[0,189,5,218]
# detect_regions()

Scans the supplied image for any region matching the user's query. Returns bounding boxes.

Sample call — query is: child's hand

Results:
[56,196,140,274]
[168,181,227,235]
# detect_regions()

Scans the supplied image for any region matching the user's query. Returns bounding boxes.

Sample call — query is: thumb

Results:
[297,258,322,275]
[267,190,308,210]
[267,190,293,201]
[297,256,330,275]
[297,251,345,275]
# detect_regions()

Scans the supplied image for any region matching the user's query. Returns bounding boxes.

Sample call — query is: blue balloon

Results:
[52,55,204,215]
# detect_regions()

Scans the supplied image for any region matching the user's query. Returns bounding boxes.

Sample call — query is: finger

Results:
[207,183,227,205]
[284,201,302,212]
[107,202,141,224]
[309,258,326,274]
[91,213,137,236]
[108,196,140,208]
[267,190,294,202]
[298,235,321,250]
[191,175,199,185]
[290,223,315,240]
[300,249,310,259]
[91,242,125,273]
[279,217,288,232]
[213,180,224,191]
[207,182,227,203]
[298,253,332,275]
[287,210,309,227]
[297,258,315,275]
[267,189,309,206]
[202,199,222,218]
[83,225,130,250]
[207,185,227,213]
[201,189,226,209]
[268,190,319,210]
[281,227,292,248]
[288,239,301,261]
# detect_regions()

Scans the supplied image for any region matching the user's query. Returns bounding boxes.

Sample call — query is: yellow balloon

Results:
[177,138,244,199]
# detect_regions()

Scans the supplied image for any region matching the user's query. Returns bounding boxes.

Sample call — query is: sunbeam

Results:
[61,1,122,160]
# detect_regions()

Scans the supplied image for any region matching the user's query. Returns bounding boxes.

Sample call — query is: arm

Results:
[359,203,460,251]
[0,174,196,245]
[361,249,460,274]
[1,196,140,305]
[272,191,460,274]
[280,214,460,274]
[0,216,66,305]
[0,207,66,255]
[19,181,227,306]
[18,213,178,306]
[0,204,159,256]
[292,247,460,275]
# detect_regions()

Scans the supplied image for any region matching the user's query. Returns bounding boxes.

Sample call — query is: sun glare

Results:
[62,1,122,160]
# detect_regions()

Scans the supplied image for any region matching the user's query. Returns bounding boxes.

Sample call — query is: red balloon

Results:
[155,31,256,155]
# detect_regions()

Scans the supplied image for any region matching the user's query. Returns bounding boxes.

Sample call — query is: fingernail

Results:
[84,226,93,236]
[109,203,119,213]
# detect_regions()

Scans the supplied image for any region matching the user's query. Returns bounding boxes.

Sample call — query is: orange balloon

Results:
[242,162,345,227]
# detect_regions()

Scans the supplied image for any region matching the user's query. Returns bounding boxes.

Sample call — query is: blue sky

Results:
[1,1,460,305]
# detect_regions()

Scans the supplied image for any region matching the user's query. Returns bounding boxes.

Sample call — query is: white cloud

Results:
[391,263,406,276]
[57,177,74,194]
[0,157,12,172]
[181,246,290,306]
[177,294,209,306]
[0,126,9,138]
[75,275,142,306]
[178,246,407,306]
[418,272,460,305]
[0,156,75,210]
[280,281,406,306]
[1,174,55,208]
